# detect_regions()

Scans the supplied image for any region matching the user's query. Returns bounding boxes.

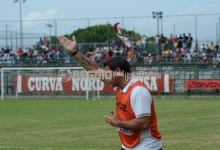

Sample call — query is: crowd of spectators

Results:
[1,33,220,69]
[0,37,62,66]
[156,33,220,69]
[82,33,220,69]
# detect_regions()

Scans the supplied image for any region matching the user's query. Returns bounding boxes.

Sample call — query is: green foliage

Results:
[66,24,141,43]
[41,23,157,46]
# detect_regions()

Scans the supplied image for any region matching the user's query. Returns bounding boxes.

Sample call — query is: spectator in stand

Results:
[213,46,218,58]
[216,52,220,64]
[54,48,61,60]
[115,48,122,56]
[1,47,11,63]
[1,48,5,53]
[39,37,43,47]
[23,47,29,59]
[212,55,218,69]
[126,48,134,64]
[17,47,23,61]
[144,54,153,67]
[215,44,219,52]
[36,53,47,66]
[86,52,94,61]
[42,37,49,51]
[168,49,173,61]
[173,35,178,50]
[141,35,147,52]
[155,34,160,53]
[186,33,193,51]
[64,54,71,63]
[33,48,38,58]
[182,33,188,50]
[168,34,174,51]
[49,47,56,61]
[198,51,208,69]
[27,48,34,59]
[201,43,206,51]
[108,49,113,57]
[94,49,102,63]
[184,51,192,64]
[9,53,16,64]
[159,34,166,53]
[132,43,138,56]
[207,42,215,56]
[136,35,142,54]
[4,47,11,54]
[175,48,182,62]
[161,49,169,61]
[177,34,183,50]
[103,51,111,61]
[14,54,20,64]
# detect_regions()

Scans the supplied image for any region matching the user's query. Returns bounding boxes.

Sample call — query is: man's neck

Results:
[118,78,132,90]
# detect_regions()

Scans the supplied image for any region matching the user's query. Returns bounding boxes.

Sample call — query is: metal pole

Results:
[11,30,13,49]
[1,68,4,100]
[15,31,18,51]
[50,27,51,39]
[216,23,218,43]
[47,24,53,41]
[195,14,199,63]
[54,20,57,47]
[157,16,159,35]
[219,17,220,44]
[6,24,8,48]
[161,18,163,34]
[195,14,197,47]
[19,0,23,48]
[122,17,124,29]
[54,20,56,37]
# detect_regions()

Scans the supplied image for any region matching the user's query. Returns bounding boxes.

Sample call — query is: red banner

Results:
[14,74,173,93]
[185,80,220,90]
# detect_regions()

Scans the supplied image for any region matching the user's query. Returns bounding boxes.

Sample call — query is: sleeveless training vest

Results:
[116,81,161,148]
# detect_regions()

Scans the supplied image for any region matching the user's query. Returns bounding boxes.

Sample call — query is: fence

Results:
[0,63,219,100]
[1,13,220,51]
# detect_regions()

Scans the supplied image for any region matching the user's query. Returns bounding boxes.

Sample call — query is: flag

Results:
[113,22,121,35]
[117,34,132,48]
[113,22,132,48]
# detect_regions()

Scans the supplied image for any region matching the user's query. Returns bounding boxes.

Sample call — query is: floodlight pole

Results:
[6,24,8,48]
[152,11,163,36]
[14,0,25,48]
[47,24,53,40]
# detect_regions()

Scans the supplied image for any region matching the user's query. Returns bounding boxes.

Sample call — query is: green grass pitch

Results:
[0,98,220,150]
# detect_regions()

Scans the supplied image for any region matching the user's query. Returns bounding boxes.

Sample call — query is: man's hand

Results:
[57,35,102,79]
[58,35,77,54]
[104,111,119,127]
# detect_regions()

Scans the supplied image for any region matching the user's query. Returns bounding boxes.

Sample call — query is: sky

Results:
[1,0,220,47]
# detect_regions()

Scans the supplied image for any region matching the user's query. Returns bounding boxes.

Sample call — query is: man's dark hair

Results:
[103,56,131,73]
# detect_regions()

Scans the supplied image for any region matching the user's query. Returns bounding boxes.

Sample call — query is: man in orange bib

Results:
[58,35,162,150]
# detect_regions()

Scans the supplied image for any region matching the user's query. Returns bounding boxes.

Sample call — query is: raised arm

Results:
[57,35,100,71]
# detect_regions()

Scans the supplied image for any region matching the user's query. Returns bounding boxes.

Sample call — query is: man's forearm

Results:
[73,51,100,71]
[72,51,110,85]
